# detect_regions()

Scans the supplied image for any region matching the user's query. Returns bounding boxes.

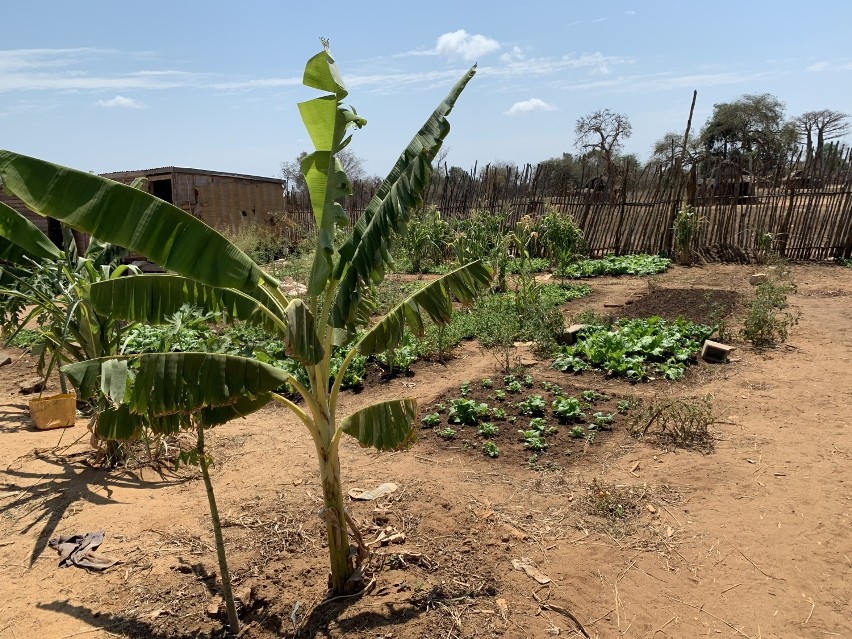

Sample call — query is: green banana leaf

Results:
[0,200,63,264]
[298,44,366,296]
[355,260,491,356]
[96,394,273,440]
[0,150,277,292]
[340,398,417,451]
[88,275,322,364]
[63,352,290,416]
[331,65,477,328]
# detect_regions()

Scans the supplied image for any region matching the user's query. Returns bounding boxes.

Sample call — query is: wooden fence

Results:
[280,144,852,263]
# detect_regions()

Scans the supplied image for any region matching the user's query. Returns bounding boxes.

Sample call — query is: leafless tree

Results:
[280,148,366,192]
[575,108,632,178]
[794,110,850,169]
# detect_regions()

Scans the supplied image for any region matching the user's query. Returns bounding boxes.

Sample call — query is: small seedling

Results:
[478,422,499,438]
[482,441,500,458]
[505,379,523,394]
[494,389,506,401]
[421,413,441,428]
[592,412,614,429]
[542,381,564,396]
[481,378,493,389]
[569,425,586,439]
[519,429,548,451]
[582,390,610,402]
[490,407,507,420]
[617,400,631,414]
[448,398,489,424]
[552,396,584,422]
[529,417,548,432]
[459,381,471,397]
[522,375,534,388]
[436,427,457,440]
[518,395,546,416]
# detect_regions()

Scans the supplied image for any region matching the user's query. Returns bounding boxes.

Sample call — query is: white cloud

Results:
[806,59,852,72]
[481,52,631,79]
[0,47,108,74]
[500,46,525,64]
[555,70,771,94]
[95,95,146,109]
[211,76,301,90]
[504,98,557,116]
[626,10,636,15]
[435,30,500,61]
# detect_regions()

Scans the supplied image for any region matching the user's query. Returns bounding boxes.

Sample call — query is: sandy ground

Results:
[0,262,850,639]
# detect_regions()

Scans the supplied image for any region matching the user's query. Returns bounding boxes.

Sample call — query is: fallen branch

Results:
[532,590,590,639]
[724,535,783,580]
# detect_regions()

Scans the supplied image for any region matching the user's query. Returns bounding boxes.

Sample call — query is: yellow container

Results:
[29,393,77,430]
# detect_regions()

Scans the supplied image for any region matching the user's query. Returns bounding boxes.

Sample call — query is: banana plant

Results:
[0,43,483,601]
[0,202,138,397]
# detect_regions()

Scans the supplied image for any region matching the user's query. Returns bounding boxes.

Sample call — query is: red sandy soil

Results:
[0,263,850,639]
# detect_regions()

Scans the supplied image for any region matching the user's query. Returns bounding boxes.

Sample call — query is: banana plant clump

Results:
[0,42,483,630]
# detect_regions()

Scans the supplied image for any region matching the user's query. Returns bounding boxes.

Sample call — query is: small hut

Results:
[101,166,287,231]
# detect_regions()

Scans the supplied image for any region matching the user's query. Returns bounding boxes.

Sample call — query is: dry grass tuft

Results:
[628,395,715,452]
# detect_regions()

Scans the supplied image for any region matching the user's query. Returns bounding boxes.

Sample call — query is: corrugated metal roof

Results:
[100,166,285,184]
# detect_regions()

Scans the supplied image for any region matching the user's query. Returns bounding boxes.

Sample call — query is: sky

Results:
[2,1,851,180]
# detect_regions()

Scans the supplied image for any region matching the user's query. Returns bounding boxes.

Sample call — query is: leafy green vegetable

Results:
[552,396,584,422]
[478,422,499,437]
[517,394,546,416]
[421,413,441,428]
[482,441,500,458]
[448,398,489,424]
[518,430,548,451]
[552,317,713,381]
[557,254,671,278]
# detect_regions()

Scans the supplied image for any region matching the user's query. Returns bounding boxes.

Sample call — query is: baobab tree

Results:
[794,109,850,169]
[574,108,632,179]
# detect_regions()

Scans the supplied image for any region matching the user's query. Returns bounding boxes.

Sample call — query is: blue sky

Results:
[2,1,850,179]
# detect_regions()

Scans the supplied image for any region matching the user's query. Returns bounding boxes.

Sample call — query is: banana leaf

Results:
[0,151,277,292]
[340,398,417,451]
[330,64,476,328]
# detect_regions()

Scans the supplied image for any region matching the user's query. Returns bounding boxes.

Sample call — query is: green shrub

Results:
[399,205,453,273]
[541,207,586,282]
[222,222,292,265]
[741,277,798,347]
[672,203,702,266]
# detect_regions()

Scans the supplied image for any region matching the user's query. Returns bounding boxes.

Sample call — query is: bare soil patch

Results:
[1,263,851,639]
[620,286,741,324]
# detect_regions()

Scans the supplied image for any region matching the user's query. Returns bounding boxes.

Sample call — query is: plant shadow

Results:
[36,600,216,639]
[287,597,425,638]
[1,451,190,566]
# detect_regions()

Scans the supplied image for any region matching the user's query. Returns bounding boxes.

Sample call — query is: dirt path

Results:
[0,263,850,638]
